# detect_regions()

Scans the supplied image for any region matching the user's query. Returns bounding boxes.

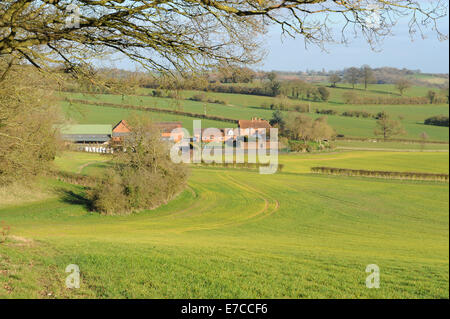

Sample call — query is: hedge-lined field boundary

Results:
[65,98,239,124]
[192,162,284,172]
[48,170,99,187]
[311,167,449,182]
[335,136,449,145]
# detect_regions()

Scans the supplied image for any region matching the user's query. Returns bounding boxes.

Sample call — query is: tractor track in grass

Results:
[218,173,279,223]
[164,172,279,233]
[76,160,109,174]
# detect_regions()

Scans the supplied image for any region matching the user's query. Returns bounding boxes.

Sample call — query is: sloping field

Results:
[60,89,449,141]
[0,151,448,298]
[61,101,233,132]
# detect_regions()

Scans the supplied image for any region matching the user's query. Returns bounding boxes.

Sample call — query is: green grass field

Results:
[60,83,449,141]
[1,83,448,299]
[334,140,449,151]
[1,151,448,298]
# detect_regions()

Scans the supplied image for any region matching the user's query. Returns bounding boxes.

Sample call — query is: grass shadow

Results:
[55,187,94,211]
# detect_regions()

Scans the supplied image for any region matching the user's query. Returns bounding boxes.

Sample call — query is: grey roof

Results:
[62,134,111,142]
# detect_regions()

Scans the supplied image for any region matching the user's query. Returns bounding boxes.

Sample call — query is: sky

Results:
[260,15,449,74]
[108,9,449,74]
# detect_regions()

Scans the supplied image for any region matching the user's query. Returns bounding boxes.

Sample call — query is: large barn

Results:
[59,124,112,144]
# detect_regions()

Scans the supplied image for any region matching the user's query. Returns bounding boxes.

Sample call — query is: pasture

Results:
[0,151,448,298]
[1,83,448,299]
[60,83,449,141]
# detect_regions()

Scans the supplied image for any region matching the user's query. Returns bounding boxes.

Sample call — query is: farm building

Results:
[112,120,184,143]
[155,122,184,142]
[59,124,112,144]
[193,128,237,143]
[112,120,131,142]
[238,118,272,137]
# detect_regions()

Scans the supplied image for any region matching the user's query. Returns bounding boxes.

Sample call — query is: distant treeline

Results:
[205,83,275,97]
[424,115,449,127]
[65,98,238,124]
[149,81,331,101]
[311,167,449,182]
[316,109,393,121]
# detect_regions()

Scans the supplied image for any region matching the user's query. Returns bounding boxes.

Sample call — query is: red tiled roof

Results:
[238,119,271,129]
[154,121,182,133]
[112,120,131,132]
[113,120,182,133]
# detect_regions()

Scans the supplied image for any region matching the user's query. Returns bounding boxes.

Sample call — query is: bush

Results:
[152,89,164,97]
[210,99,227,104]
[288,140,333,153]
[424,115,449,127]
[316,109,338,115]
[341,110,374,118]
[317,86,330,101]
[190,92,207,102]
[293,104,309,112]
[289,140,308,152]
[88,118,188,215]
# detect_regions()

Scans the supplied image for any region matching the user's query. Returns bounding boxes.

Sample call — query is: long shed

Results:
[59,124,112,143]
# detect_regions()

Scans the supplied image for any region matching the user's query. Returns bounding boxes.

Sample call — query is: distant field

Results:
[61,101,233,132]
[1,150,448,298]
[60,83,449,141]
[334,140,449,151]
[54,151,450,176]
[279,151,449,174]
[326,83,442,100]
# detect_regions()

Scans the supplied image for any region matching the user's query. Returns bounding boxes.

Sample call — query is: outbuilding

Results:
[59,124,112,144]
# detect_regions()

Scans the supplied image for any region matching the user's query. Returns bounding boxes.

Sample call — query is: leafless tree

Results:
[0,1,447,77]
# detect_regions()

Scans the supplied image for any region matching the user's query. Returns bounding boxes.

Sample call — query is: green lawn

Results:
[1,151,448,298]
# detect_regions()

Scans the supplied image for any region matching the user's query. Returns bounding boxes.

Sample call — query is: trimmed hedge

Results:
[334,136,449,144]
[315,109,338,115]
[424,115,449,127]
[192,161,284,172]
[48,171,99,187]
[311,166,448,182]
[343,92,447,105]
[341,110,374,118]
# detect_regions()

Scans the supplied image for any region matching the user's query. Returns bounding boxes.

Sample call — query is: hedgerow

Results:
[311,166,448,182]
